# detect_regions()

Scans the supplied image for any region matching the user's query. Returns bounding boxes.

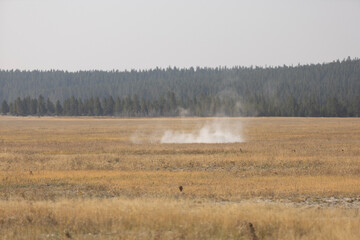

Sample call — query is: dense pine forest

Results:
[0,58,359,117]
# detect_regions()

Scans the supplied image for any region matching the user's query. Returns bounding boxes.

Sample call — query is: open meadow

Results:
[0,116,360,239]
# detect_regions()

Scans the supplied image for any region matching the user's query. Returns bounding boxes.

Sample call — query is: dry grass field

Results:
[0,116,360,239]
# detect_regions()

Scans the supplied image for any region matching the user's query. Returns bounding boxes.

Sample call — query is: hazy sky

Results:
[0,0,359,71]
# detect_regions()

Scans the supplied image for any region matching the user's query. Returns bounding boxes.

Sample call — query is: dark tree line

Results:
[0,57,359,117]
[1,93,359,117]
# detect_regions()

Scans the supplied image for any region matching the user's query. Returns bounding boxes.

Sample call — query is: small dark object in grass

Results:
[65,231,72,238]
[179,186,183,192]
[248,222,258,240]
[29,170,33,175]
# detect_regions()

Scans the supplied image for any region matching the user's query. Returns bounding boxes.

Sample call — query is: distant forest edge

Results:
[0,57,359,117]
[1,93,359,117]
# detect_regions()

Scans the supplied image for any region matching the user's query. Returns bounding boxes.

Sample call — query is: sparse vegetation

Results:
[0,116,360,239]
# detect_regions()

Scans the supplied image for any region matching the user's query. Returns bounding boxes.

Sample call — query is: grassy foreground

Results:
[0,117,360,239]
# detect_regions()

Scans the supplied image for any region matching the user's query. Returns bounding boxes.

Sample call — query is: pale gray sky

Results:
[0,0,359,71]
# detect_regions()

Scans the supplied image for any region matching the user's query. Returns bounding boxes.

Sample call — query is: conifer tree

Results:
[9,102,15,115]
[30,98,37,115]
[1,100,9,115]
[46,98,55,115]
[55,100,63,115]
[114,97,122,116]
[93,97,103,116]
[37,95,46,116]
[15,97,25,116]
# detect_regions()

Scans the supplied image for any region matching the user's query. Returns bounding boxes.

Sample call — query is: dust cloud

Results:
[160,119,243,143]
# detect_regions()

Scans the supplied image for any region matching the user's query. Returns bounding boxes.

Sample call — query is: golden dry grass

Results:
[0,116,360,239]
[1,198,360,240]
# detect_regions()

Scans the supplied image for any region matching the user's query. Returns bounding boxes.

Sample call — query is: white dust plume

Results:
[160,119,243,143]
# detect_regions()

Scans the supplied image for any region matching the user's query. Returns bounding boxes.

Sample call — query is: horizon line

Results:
[0,56,358,73]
